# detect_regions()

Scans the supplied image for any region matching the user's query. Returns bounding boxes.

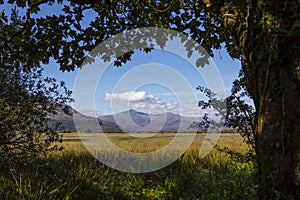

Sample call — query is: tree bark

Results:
[239,1,300,198]
[255,60,300,199]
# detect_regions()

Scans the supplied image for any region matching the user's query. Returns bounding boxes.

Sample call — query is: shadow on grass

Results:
[0,149,257,200]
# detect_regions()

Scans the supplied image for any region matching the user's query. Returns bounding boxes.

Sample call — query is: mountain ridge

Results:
[98,109,201,132]
[49,105,201,133]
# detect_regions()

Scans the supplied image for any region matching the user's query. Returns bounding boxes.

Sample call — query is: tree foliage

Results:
[0,67,72,165]
[0,1,299,70]
[196,73,256,149]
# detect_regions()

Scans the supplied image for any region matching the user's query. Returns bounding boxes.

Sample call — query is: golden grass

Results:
[59,132,250,155]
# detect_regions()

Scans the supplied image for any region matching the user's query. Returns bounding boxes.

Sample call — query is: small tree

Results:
[195,73,257,165]
[196,72,256,149]
[0,67,72,165]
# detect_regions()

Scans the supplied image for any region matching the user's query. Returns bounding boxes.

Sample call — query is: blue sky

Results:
[43,47,241,117]
[1,2,242,117]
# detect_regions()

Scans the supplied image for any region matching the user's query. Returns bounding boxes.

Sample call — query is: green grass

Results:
[61,132,250,153]
[0,132,257,200]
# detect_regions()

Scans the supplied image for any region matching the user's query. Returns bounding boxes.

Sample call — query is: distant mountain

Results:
[98,109,201,132]
[49,106,202,133]
[48,105,123,133]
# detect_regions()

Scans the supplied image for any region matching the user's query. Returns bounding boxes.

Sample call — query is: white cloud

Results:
[104,91,225,118]
[104,91,179,114]
[185,99,198,105]
[104,91,148,102]
[132,101,178,111]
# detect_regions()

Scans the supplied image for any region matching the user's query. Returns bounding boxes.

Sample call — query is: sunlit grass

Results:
[0,132,257,200]
[60,132,249,153]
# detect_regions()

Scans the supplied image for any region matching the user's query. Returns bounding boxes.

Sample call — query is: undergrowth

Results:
[0,147,257,200]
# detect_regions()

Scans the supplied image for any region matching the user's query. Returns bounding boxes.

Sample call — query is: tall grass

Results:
[0,133,257,199]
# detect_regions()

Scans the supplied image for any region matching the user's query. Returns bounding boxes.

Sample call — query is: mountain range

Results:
[98,109,200,132]
[49,105,201,133]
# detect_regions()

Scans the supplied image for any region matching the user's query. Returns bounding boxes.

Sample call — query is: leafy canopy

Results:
[0,0,238,71]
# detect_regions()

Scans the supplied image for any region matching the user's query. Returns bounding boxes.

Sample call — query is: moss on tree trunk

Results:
[252,58,300,199]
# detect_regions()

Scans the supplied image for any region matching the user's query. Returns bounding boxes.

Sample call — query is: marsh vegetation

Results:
[0,132,257,200]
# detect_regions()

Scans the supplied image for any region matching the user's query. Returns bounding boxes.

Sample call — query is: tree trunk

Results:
[239,1,300,198]
[255,60,300,199]
[243,40,300,199]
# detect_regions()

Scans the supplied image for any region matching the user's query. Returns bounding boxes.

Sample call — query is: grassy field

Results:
[61,132,250,153]
[0,132,257,200]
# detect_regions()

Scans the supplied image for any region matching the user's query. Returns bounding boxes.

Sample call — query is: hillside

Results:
[49,106,201,133]
[48,105,123,133]
[98,109,201,132]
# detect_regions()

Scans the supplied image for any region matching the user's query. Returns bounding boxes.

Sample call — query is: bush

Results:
[0,67,72,166]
